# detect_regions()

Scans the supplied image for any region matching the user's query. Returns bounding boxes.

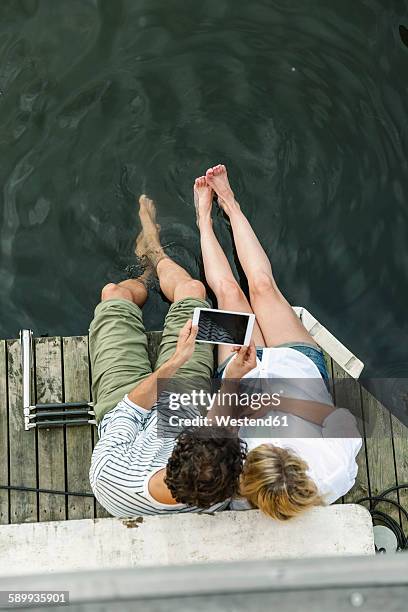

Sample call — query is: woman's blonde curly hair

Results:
[240,444,324,520]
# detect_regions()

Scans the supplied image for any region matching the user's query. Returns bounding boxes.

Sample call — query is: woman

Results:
[195,164,362,520]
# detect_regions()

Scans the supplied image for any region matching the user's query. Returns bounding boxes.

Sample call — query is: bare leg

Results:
[100,230,152,306]
[139,195,206,303]
[195,176,265,364]
[206,164,318,348]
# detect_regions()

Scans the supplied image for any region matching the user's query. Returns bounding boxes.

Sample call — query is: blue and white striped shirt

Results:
[89,395,229,517]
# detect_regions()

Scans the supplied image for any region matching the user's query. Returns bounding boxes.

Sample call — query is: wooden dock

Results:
[0,334,407,528]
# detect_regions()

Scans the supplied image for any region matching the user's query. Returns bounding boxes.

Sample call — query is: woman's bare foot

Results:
[193,176,213,227]
[205,164,239,213]
[138,195,168,268]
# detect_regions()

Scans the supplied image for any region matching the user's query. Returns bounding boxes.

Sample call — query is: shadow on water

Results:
[0,1,407,418]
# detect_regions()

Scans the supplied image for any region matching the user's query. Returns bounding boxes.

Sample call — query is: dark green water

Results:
[1,0,407,382]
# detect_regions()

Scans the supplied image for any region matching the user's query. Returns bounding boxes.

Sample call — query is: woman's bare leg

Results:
[195,176,265,364]
[206,165,318,348]
[138,195,206,303]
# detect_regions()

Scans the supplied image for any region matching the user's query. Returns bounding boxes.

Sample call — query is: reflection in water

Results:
[0,0,407,387]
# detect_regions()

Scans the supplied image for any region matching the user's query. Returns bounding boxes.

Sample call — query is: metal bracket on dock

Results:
[20,329,96,431]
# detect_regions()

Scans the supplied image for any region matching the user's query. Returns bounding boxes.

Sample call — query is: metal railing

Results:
[20,329,96,431]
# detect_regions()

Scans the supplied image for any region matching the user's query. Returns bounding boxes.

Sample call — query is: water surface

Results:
[1,0,407,388]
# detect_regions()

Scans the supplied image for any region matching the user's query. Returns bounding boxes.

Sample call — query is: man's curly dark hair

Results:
[164,426,247,508]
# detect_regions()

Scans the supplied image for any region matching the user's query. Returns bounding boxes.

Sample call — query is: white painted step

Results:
[293,306,364,378]
[0,505,374,577]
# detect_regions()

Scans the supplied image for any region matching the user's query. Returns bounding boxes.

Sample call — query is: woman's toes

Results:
[206,168,214,178]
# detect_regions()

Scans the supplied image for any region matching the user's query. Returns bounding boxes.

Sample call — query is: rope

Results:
[0,484,94,498]
[356,483,408,550]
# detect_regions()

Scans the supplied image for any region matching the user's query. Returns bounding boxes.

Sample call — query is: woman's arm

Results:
[222,344,335,425]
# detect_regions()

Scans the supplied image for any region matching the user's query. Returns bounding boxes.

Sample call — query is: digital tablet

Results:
[192,308,255,346]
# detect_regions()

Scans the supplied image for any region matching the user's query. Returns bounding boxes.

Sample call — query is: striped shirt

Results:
[89,395,229,517]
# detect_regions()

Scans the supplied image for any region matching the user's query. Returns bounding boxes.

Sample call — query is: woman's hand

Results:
[171,319,198,368]
[224,341,257,379]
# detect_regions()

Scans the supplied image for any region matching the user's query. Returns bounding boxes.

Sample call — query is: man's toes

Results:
[139,195,155,211]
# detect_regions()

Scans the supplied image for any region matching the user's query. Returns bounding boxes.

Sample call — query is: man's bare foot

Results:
[134,229,146,258]
[133,229,154,286]
[193,176,213,227]
[138,194,168,268]
[205,164,239,212]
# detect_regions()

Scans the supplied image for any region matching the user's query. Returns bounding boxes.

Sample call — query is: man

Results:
[89,195,246,517]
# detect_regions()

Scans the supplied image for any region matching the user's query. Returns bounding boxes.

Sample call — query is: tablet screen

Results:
[196,310,251,345]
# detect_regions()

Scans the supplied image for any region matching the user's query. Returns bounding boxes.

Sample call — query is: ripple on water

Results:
[0,1,407,381]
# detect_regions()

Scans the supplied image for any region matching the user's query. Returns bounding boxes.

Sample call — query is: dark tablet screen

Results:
[196,310,250,345]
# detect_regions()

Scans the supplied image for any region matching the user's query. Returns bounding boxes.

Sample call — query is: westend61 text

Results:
[168,414,289,428]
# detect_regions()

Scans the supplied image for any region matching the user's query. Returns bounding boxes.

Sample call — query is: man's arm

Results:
[128,320,198,410]
[90,321,198,489]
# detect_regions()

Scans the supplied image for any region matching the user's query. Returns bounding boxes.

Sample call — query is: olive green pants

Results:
[89,297,214,422]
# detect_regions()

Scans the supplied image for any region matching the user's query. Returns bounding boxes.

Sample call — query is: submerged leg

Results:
[138,195,207,303]
[100,227,154,307]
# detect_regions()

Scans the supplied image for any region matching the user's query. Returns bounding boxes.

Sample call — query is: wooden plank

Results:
[322,350,334,397]
[390,414,408,531]
[7,339,37,523]
[362,387,400,524]
[0,341,9,523]
[324,355,343,504]
[332,361,370,503]
[36,337,66,522]
[322,351,333,376]
[95,500,112,518]
[93,420,112,519]
[87,335,111,520]
[63,336,94,520]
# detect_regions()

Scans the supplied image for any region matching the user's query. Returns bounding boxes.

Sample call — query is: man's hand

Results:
[128,319,198,410]
[171,319,198,368]
[224,341,257,380]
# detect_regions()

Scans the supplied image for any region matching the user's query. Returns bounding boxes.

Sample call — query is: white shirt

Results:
[225,347,362,506]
